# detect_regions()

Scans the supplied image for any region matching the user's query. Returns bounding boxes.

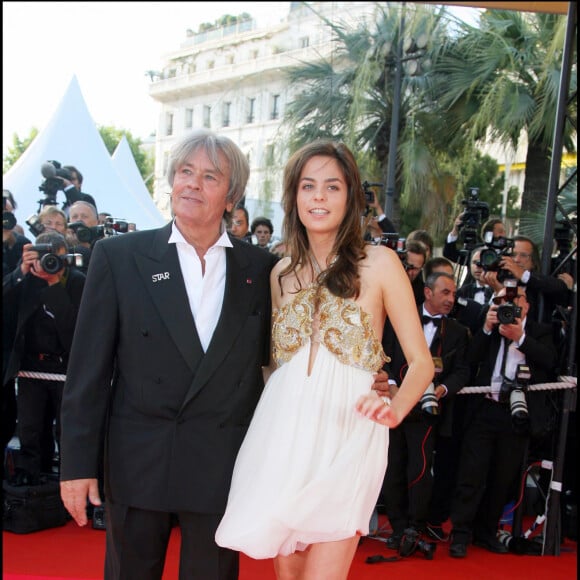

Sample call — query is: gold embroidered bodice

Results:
[272,285,389,372]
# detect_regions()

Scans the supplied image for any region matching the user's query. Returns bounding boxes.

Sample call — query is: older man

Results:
[60,129,277,580]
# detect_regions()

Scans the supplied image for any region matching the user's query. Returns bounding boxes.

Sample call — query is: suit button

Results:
[141,329,149,336]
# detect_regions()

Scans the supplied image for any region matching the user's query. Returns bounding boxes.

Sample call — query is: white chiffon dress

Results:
[215,284,390,559]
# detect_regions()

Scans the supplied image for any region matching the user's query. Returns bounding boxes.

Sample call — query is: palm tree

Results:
[434,9,576,217]
[281,3,461,233]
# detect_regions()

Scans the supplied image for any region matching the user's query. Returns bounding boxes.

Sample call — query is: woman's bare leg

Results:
[274,536,359,580]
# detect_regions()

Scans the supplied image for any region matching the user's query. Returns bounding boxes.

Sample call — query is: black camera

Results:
[458,187,490,249]
[104,217,130,234]
[378,233,406,253]
[499,363,531,433]
[3,211,17,230]
[3,191,17,230]
[67,221,105,244]
[399,527,436,560]
[362,181,382,213]
[496,280,522,325]
[478,232,515,283]
[26,214,45,237]
[38,160,72,207]
[29,243,83,275]
[420,381,440,418]
[378,233,409,269]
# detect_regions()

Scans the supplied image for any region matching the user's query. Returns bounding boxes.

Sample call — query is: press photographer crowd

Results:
[3,161,137,531]
[2,169,577,562]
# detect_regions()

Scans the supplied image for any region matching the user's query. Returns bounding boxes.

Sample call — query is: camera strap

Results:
[490,337,511,401]
[500,337,511,378]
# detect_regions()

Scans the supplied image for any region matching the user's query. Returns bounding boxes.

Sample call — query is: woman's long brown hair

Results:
[279,140,367,299]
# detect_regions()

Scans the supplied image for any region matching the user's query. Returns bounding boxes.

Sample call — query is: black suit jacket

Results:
[382,309,471,435]
[3,266,86,383]
[466,318,558,437]
[60,222,276,514]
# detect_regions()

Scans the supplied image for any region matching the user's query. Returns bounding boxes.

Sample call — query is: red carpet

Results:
[3,519,577,579]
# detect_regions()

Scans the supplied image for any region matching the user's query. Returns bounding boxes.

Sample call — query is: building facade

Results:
[147,2,378,235]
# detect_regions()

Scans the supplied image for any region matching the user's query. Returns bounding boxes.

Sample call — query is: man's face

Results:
[425,275,457,316]
[253,225,272,247]
[171,148,232,230]
[231,209,249,239]
[493,222,507,238]
[404,251,425,282]
[69,204,98,227]
[470,250,485,283]
[41,214,67,234]
[512,240,534,270]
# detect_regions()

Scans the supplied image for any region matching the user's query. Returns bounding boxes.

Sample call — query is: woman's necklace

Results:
[310,253,324,277]
[309,252,337,278]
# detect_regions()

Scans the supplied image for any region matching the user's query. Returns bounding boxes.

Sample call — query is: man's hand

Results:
[60,478,101,526]
[371,369,390,396]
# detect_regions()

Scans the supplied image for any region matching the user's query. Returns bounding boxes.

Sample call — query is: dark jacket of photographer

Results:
[383,309,472,434]
[465,315,557,437]
[3,264,86,384]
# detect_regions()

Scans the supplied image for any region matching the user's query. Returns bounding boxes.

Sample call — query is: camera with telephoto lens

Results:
[378,233,415,272]
[68,217,131,244]
[399,527,436,559]
[38,160,72,207]
[458,187,490,249]
[420,381,440,418]
[3,190,17,230]
[67,221,105,244]
[379,233,406,254]
[104,217,130,234]
[499,363,531,433]
[29,243,83,275]
[496,279,522,325]
[477,231,515,283]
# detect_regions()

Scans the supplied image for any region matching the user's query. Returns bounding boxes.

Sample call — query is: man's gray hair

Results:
[167,129,249,210]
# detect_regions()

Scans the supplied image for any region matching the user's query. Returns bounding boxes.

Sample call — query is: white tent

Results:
[3,75,166,232]
[111,135,159,228]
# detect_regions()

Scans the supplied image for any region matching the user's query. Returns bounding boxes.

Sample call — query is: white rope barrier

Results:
[17,371,67,382]
[458,376,577,394]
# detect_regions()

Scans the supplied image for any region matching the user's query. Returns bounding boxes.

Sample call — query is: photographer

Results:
[66,201,101,274]
[403,240,429,306]
[366,188,397,236]
[3,190,32,453]
[482,235,569,323]
[3,231,86,485]
[448,284,557,558]
[37,161,97,216]
[3,190,31,275]
[444,202,505,269]
[380,272,471,556]
[61,165,97,213]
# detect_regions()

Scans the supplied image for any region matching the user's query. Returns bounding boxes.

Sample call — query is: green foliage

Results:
[3,128,38,173]
[433,9,575,215]
[198,12,252,33]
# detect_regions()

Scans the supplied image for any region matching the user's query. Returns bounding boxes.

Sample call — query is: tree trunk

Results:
[521,140,552,216]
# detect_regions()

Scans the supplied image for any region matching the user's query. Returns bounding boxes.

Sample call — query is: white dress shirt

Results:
[169,222,232,352]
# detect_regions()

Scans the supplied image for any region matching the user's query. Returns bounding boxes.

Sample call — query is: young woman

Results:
[216,141,434,579]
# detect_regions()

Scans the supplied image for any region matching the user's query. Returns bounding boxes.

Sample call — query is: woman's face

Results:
[296,155,347,236]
